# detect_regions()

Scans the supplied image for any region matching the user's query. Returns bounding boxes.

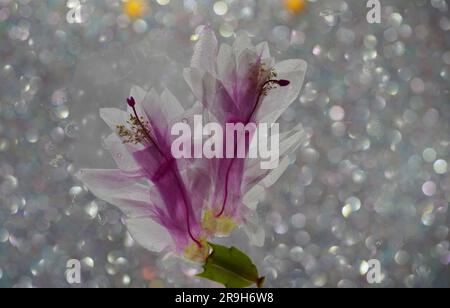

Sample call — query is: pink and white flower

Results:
[184,27,309,245]
[76,27,309,262]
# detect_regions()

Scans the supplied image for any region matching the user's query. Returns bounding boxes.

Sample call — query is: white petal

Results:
[99,108,128,132]
[262,124,309,187]
[184,68,219,115]
[140,88,175,130]
[279,123,310,157]
[217,44,233,82]
[126,85,148,115]
[104,134,140,172]
[244,124,310,190]
[76,169,152,218]
[246,123,308,170]
[243,213,265,247]
[236,49,259,81]
[233,31,253,59]
[130,85,147,105]
[125,216,174,252]
[261,156,290,188]
[183,67,204,101]
[261,125,310,187]
[255,42,272,61]
[161,88,185,122]
[242,184,266,210]
[77,169,174,253]
[191,26,218,75]
[256,59,307,124]
[142,88,160,114]
[179,100,207,129]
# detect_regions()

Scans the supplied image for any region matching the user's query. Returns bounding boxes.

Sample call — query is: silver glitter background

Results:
[1,0,450,288]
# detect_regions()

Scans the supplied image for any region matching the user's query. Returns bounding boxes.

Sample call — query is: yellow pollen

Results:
[123,0,149,19]
[183,238,209,263]
[202,210,237,237]
[284,0,307,15]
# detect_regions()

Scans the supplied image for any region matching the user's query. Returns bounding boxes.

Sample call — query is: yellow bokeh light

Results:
[284,0,307,15]
[123,0,149,19]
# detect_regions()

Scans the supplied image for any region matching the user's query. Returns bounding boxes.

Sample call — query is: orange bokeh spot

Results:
[123,0,149,19]
[284,0,307,15]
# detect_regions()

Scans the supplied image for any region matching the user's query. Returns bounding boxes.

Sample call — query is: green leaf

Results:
[197,242,265,288]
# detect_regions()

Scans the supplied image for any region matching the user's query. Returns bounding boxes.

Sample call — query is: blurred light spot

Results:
[123,0,149,19]
[284,0,307,15]
[157,0,170,5]
[434,160,448,174]
[213,1,228,16]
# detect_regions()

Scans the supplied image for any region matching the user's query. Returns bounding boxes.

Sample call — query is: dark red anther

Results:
[277,79,291,87]
[127,96,136,107]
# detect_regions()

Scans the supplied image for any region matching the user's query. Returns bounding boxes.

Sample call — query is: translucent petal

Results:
[243,212,265,247]
[99,108,129,132]
[242,184,265,210]
[161,88,185,122]
[104,134,140,172]
[255,42,272,61]
[76,169,154,218]
[125,216,174,252]
[217,44,234,85]
[233,32,253,59]
[191,25,218,75]
[256,59,308,124]
[244,123,309,190]
[183,67,204,102]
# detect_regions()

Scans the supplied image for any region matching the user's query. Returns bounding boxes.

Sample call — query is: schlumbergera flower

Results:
[184,27,309,246]
[77,88,213,262]
[76,27,309,285]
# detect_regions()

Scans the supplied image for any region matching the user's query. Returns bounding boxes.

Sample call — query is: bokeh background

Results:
[1,0,450,288]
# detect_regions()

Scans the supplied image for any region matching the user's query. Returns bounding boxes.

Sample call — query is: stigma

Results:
[116,96,153,145]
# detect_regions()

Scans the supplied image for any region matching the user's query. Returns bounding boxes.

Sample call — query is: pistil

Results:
[122,97,203,248]
[215,78,290,218]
